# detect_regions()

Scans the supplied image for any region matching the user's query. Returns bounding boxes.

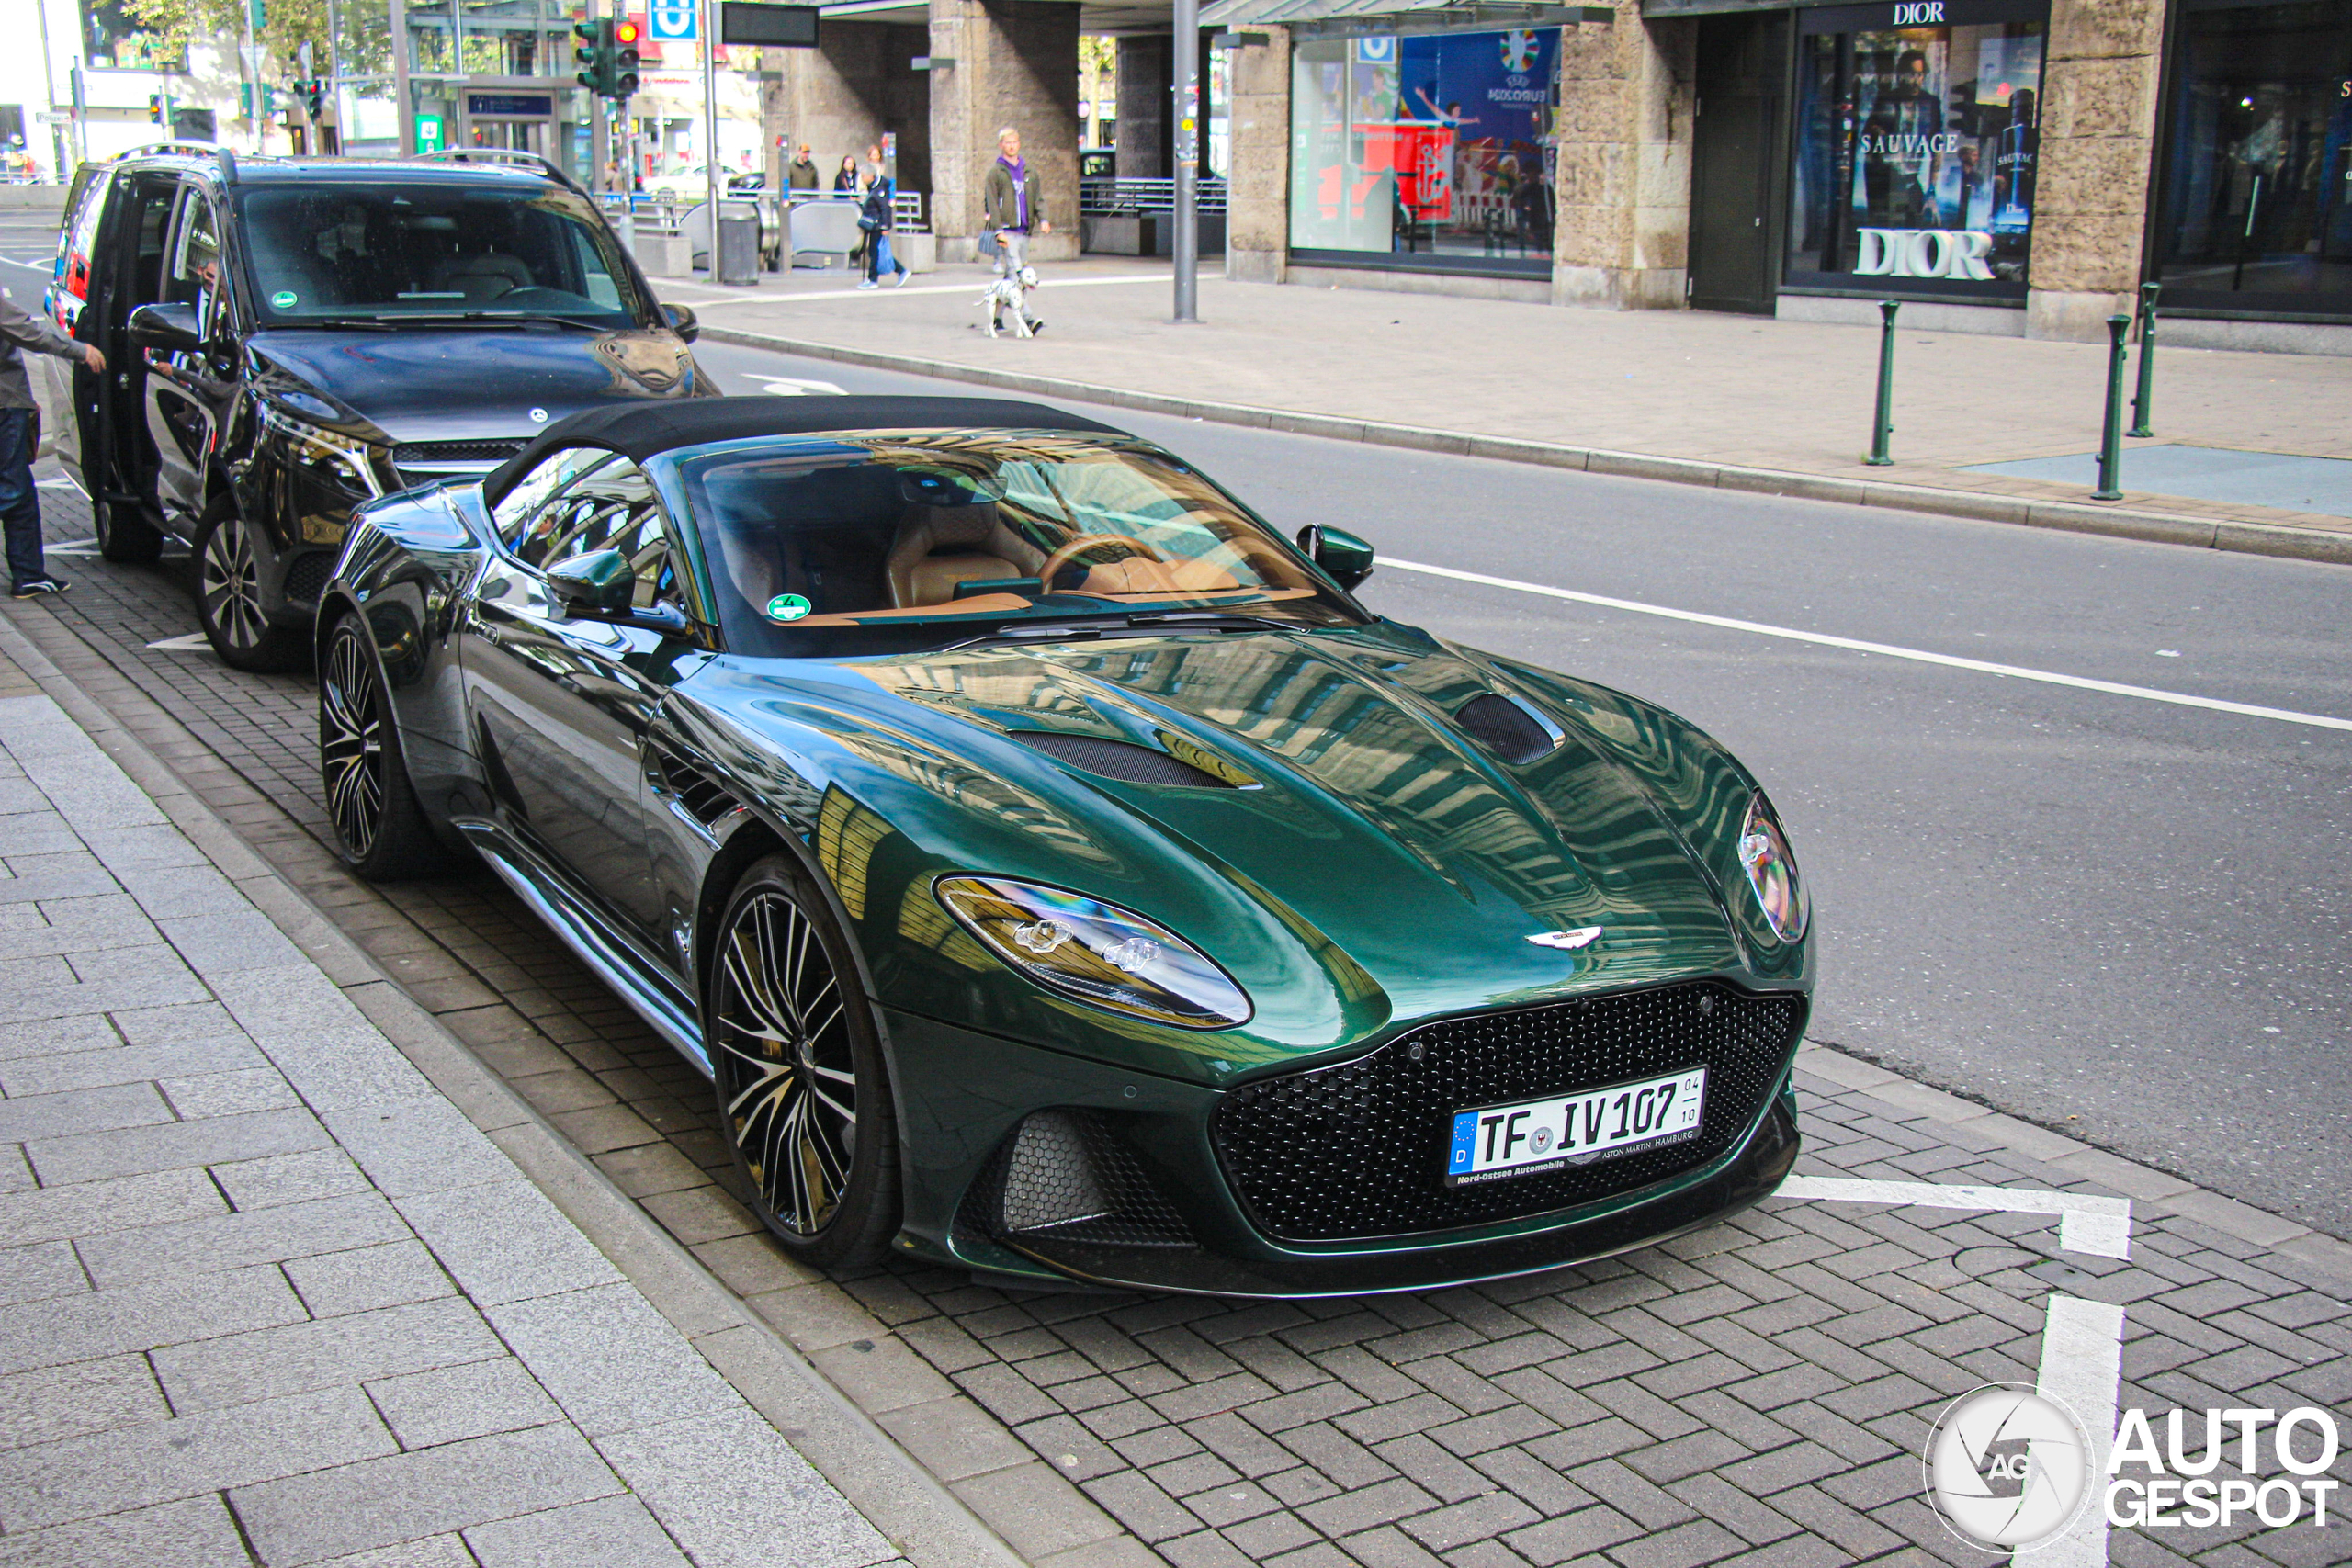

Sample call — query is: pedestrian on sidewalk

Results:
[0,291,102,600]
[786,143,819,193]
[981,126,1049,334]
[832,155,861,194]
[857,164,910,289]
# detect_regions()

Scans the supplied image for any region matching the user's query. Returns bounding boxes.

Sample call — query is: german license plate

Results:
[1444,1067,1707,1187]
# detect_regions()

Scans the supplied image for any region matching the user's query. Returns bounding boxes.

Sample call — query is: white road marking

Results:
[1776,1174,2132,1259]
[144,632,213,652]
[673,271,1182,308]
[35,478,79,490]
[44,541,103,557]
[1385,556,2352,735]
[2034,1293,2127,1568]
[741,373,845,396]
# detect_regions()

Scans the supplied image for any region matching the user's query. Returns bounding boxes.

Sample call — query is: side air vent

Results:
[653,746,741,830]
[1011,731,1238,789]
[1454,693,1565,766]
[957,1110,1197,1250]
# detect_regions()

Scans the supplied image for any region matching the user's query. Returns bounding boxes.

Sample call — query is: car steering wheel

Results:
[1036,534,1168,587]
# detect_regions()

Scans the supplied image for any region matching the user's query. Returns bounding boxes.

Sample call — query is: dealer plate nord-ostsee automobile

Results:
[1445,1067,1707,1187]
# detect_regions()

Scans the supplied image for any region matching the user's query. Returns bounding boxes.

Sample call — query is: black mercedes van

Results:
[47,146,707,670]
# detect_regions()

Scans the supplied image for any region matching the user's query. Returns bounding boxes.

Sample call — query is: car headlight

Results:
[259,401,385,500]
[1736,794,1807,942]
[934,876,1252,1030]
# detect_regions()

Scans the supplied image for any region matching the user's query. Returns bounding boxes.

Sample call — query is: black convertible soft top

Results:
[482,395,1125,505]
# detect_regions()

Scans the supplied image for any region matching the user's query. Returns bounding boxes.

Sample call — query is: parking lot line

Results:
[1778,1175,2133,1259]
[1386,556,2352,734]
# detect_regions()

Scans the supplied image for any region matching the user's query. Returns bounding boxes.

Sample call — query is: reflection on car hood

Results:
[703,624,1750,1040]
[248,327,698,444]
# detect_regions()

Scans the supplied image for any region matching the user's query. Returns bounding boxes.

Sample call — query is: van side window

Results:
[165,188,227,335]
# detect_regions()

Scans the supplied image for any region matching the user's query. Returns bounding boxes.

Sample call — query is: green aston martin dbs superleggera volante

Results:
[317,396,1811,1297]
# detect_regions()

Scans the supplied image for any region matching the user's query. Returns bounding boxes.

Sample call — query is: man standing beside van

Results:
[0,292,104,599]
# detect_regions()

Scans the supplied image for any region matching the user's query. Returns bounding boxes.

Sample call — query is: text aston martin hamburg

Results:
[316,395,1813,1297]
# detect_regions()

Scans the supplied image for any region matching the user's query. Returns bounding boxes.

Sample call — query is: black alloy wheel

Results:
[319,616,445,880]
[710,857,899,1266]
[195,505,306,671]
[92,496,163,565]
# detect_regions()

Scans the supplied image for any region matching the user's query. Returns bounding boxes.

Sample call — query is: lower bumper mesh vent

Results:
[958,1110,1197,1250]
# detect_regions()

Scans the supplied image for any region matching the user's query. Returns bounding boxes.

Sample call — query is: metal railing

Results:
[1080,175,1228,217]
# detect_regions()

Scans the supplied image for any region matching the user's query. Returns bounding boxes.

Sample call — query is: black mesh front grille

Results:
[281,551,334,606]
[1011,732,1234,789]
[1214,981,1804,1242]
[958,1110,1197,1250]
[394,439,526,465]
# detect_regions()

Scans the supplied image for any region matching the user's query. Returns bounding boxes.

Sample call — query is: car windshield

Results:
[674,433,1363,656]
[233,181,646,327]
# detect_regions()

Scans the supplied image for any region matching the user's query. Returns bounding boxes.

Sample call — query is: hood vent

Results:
[1454,693,1565,766]
[1011,732,1237,789]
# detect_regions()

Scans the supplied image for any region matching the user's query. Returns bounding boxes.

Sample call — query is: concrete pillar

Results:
[763,22,932,199]
[1225,27,1289,285]
[1550,6,1694,310]
[1115,35,1170,179]
[2025,0,2164,341]
[928,0,1081,262]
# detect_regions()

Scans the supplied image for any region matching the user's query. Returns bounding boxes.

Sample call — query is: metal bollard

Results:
[1865,299,1899,466]
[2128,280,2159,438]
[2093,314,2130,501]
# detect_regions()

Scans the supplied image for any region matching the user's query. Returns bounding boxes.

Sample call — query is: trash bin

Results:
[716,204,761,287]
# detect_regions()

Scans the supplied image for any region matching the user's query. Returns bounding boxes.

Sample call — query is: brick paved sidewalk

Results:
[6,525,2352,1568]
[0,660,909,1566]
[662,259,2352,557]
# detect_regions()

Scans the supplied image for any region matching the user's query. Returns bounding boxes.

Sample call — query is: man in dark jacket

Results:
[786,144,820,193]
[0,294,104,599]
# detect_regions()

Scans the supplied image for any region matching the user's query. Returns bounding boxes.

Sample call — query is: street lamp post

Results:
[1171,0,1198,322]
[704,0,722,260]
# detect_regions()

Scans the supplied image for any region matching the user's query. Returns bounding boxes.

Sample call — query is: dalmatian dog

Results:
[980,265,1044,339]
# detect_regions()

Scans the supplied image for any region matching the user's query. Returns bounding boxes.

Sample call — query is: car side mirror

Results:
[545,548,637,617]
[1297,525,1375,591]
[661,302,699,342]
[128,301,203,356]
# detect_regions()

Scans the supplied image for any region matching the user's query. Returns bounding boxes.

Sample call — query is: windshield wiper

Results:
[393,310,617,333]
[940,610,1301,654]
[288,317,396,331]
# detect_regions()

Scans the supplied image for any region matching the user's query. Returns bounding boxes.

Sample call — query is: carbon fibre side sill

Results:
[454,818,713,1077]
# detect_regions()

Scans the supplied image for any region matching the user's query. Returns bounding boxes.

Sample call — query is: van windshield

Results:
[233,182,645,327]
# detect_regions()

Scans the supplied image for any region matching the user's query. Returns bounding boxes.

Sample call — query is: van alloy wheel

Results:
[199,513,268,651]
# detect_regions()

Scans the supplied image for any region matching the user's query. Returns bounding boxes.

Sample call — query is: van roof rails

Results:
[413,148,588,198]
[111,141,227,164]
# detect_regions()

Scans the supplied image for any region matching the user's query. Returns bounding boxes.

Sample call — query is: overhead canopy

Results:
[1199,0,1611,32]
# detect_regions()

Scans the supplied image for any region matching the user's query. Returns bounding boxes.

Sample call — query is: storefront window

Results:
[1787,0,2045,298]
[2154,0,2351,314]
[1289,28,1558,273]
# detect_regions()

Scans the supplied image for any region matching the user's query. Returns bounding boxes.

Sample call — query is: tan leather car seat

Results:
[884,505,1043,607]
[432,251,534,304]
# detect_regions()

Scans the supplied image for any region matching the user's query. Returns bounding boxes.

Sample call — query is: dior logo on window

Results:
[1893,2,1945,23]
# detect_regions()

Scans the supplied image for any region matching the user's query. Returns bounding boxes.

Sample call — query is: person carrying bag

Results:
[856,165,910,288]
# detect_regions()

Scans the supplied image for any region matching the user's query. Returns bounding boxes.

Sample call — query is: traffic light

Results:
[574,18,613,96]
[148,94,164,125]
[298,78,326,118]
[611,17,640,98]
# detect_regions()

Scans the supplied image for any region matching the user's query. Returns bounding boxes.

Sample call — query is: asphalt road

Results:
[6,221,2348,1236]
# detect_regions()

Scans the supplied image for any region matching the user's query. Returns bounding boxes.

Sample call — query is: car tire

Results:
[195,504,308,672]
[92,496,164,565]
[319,615,447,881]
[707,857,900,1269]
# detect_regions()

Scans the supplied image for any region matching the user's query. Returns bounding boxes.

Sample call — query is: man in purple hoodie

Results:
[980,126,1050,283]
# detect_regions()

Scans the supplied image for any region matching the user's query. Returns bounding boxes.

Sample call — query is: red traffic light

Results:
[614,19,639,43]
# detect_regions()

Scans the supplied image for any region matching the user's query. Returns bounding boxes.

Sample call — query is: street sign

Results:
[415,114,446,152]
[719,3,818,47]
[649,3,695,41]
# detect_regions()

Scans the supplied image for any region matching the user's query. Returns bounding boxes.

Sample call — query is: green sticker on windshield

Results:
[765,593,812,623]
[270,289,298,310]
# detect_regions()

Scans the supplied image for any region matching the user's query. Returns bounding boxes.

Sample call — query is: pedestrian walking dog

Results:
[979,266,1043,339]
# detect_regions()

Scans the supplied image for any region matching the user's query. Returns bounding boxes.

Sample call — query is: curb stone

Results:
[0,613,1067,1568]
[698,324,2352,569]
